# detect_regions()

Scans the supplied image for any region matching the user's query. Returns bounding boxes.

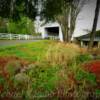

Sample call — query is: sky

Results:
[73,0,100,37]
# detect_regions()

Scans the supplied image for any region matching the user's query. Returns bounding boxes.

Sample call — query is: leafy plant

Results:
[76,70,97,86]
[7,16,35,34]
[76,54,93,63]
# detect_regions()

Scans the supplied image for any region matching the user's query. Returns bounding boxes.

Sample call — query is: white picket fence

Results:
[0,33,42,40]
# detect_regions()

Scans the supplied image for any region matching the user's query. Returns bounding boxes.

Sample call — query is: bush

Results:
[76,54,93,63]
[7,17,35,34]
[0,17,8,33]
[0,27,7,33]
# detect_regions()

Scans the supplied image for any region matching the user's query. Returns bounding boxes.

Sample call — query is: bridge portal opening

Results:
[45,27,59,36]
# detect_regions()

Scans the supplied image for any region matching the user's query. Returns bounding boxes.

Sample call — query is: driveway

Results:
[0,40,39,47]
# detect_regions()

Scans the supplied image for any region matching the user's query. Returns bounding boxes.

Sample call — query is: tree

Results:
[40,0,85,42]
[0,0,38,21]
[0,17,8,33]
[0,0,11,18]
[69,0,85,42]
[88,0,100,49]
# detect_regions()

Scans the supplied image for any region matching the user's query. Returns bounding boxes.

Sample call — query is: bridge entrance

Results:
[45,27,59,37]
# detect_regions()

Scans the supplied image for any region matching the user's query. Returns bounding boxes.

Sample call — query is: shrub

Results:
[0,27,7,33]
[7,17,35,35]
[76,69,97,86]
[76,54,93,63]
[0,17,8,33]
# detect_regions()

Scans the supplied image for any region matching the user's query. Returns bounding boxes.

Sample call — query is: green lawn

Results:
[0,40,54,61]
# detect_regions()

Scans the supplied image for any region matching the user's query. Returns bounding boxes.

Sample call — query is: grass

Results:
[0,40,99,99]
[0,40,53,61]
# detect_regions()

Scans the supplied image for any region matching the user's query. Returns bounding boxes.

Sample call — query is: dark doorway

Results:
[45,27,59,36]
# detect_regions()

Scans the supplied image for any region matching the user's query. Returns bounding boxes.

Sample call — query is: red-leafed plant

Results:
[84,60,100,76]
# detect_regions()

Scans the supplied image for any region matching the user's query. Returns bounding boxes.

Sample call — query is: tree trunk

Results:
[57,11,69,42]
[10,0,16,18]
[69,7,76,42]
[69,3,79,42]
[62,25,69,42]
[88,0,100,49]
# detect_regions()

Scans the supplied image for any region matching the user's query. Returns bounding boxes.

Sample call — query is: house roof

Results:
[76,30,100,42]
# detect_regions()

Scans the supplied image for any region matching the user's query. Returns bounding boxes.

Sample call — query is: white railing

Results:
[47,36,59,40]
[0,33,42,40]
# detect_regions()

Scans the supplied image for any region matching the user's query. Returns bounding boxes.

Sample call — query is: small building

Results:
[35,21,63,41]
[76,31,100,47]
[41,22,63,41]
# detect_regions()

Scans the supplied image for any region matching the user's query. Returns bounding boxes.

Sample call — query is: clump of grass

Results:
[4,60,21,76]
[45,43,80,66]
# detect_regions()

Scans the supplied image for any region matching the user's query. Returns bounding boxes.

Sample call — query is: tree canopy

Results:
[0,0,38,21]
[40,0,86,42]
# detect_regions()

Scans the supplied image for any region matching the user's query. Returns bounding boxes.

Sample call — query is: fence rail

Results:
[47,36,59,40]
[0,33,42,40]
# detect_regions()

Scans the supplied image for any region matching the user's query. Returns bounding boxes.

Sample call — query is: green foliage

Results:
[76,70,97,86]
[26,63,60,94]
[4,61,21,75]
[76,54,93,63]
[96,30,100,35]
[0,27,7,33]
[0,0,37,20]
[41,0,64,21]
[7,16,35,34]
[95,89,100,95]
[0,17,8,33]
[0,0,11,18]
[0,76,5,85]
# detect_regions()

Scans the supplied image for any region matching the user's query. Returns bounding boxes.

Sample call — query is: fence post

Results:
[9,34,12,40]
[25,35,28,40]
[19,34,21,40]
